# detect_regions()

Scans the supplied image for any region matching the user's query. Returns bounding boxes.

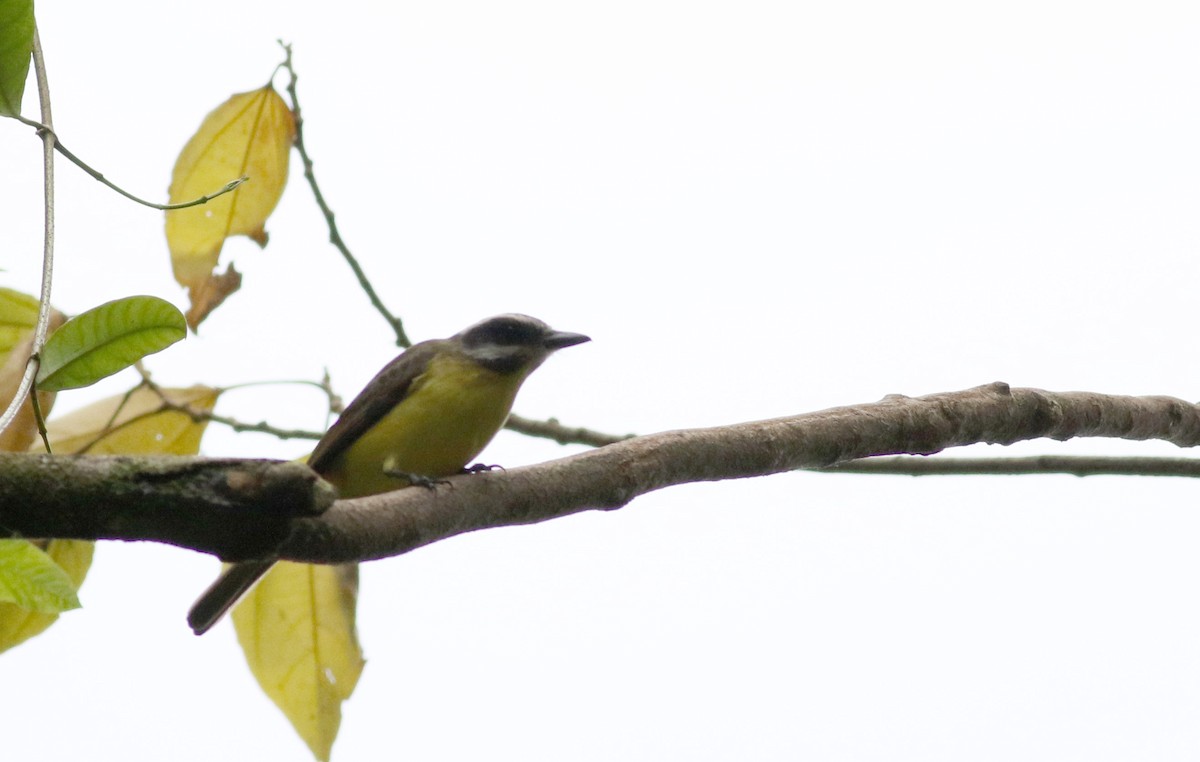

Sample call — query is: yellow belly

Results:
[321,353,525,498]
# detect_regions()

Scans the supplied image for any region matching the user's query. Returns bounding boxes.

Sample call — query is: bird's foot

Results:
[384,468,450,490]
[463,462,504,475]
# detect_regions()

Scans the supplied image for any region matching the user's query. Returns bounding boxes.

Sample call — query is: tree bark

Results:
[1,383,1197,562]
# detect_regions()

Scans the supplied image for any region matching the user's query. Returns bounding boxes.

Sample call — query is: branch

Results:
[0,455,334,559]
[819,455,1200,477]
[276,45,613,444]
[504,413,631,447]
[2,384,1198,562]
[133,369,327,442]
[277,42,409,347]
[14,115,247,210]
[274,383,1200,563]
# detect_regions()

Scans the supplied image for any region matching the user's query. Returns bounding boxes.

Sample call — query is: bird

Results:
[187,313,590,635]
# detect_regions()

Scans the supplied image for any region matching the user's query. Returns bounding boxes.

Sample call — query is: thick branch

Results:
[1,384,1198,561]
[274,383,1200,562]
[0,455,334,558]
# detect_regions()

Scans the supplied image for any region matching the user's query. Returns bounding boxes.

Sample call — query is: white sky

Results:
[3,1,1200,760]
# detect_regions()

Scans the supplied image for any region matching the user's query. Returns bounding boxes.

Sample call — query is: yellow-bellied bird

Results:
[188,314,590,635]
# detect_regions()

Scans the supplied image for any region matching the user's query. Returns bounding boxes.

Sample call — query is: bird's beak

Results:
[543,330,591,350]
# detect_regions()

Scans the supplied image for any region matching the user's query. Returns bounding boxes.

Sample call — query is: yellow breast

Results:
[322,352,526,498]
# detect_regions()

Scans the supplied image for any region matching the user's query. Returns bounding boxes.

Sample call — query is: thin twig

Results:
[220,375,342,417]
[0,25,57,440]
[63,378,323,454]
[818,454,1200,478]
[29,390,50,453]
[16,114,247,210]
[277,42,409,347]
[67,384,150,454]
[505,413,632,447]
[187,410,322,441]
[136,373,324,442]
[275,42,625,445]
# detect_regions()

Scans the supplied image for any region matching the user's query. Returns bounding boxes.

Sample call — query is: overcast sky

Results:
[3,2,1200,760]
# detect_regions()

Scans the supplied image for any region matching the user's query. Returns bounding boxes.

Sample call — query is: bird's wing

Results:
[308,340,443,474]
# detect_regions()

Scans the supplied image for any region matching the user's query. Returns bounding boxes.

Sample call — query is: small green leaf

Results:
[0,0,34,117]
[0,539,81,613]
[36,295,187,391]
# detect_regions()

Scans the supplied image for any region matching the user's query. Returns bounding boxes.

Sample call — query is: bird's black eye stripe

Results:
[465,316,543,347]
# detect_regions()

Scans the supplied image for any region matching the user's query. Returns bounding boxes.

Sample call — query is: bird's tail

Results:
[187,559,275,635]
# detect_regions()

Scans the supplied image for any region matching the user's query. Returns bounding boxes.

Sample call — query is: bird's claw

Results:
[463,462,504,474]
[384,468,449,490]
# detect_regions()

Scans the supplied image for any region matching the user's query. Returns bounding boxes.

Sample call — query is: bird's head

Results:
[455,314,590,375]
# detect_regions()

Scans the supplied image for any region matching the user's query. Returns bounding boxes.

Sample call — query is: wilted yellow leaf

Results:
[166,85,295,329]
[45,385,220,455]
[0,309,66,453]
[0,539,94,654]
[233,561,364,762]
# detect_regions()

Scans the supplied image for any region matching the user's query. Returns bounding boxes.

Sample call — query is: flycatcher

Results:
[188,313,590,634]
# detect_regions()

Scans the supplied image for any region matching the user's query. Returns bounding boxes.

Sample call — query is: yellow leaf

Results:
[0,539,94,654]
[0,309,66,453]
[166,85,295,330]
[0,384,221,652]
[233,561,364,762]
[45,385,220,456]
[0,287,39,359]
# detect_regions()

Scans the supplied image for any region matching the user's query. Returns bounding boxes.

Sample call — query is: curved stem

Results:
[0,24,56,442]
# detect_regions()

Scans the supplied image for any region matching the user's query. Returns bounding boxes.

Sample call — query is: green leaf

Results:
[0,539,81,613]
[0,0,34,117]
[36,295,187,391]
[0,540,93,653]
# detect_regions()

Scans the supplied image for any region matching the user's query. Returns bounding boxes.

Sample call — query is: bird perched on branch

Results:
[187,313,590,635]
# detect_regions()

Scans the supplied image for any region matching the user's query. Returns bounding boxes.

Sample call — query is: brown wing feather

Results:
[307,340,445,474]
